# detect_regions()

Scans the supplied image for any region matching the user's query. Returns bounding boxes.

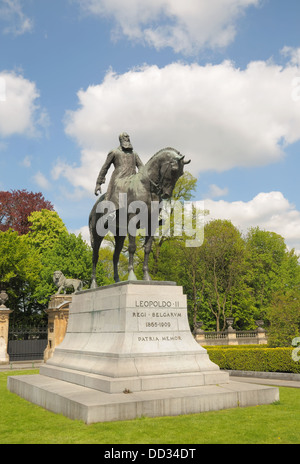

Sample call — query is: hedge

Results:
[206,347,300,373]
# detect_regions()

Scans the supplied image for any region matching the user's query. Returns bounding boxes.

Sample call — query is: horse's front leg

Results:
[91,236,103,289]
[143,234,153,281]
[113,235,125,282]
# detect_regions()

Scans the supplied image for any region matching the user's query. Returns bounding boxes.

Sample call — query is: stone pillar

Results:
[226,317,238,346]
[0,290,13,365]
[194,321,206,345]
[255,320,268,345]
[44,294,72,362]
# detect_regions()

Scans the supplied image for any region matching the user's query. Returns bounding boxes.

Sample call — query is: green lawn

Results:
[1,370,299,444]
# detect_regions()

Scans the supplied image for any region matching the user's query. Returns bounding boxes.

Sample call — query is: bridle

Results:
[147,152,190,200]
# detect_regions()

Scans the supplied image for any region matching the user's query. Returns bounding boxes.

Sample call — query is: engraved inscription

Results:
[146,322,171,328]
[133,300,184,341]
[132,311,182,318]
[135,300,180,308]
[138,335,182,342]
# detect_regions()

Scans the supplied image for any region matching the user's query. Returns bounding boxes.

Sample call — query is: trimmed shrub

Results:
[206,347,300,373]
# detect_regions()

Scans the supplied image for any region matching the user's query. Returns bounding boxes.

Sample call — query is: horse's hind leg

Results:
[143,234,153,281]
[113,235,125,283]
[128,234,138,281]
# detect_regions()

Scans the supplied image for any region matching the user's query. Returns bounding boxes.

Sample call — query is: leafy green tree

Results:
[26,209,68,253]
[198,220,247,331]
[267,289,300,347]
[171,171,197,201]
[143,217,300,336]
[34,232,106,304]
[175,242,204,329]
[1,207,110,324]
[0,229,43,324]
[245,227,300,320]
[149,171,199,278]
[151,219,247,331]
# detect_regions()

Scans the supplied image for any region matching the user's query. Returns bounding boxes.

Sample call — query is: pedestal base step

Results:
[40,364,229,393]
[8,374,279,425]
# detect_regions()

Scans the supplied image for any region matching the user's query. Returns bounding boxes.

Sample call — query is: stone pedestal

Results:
[8,282,279,424]
[44,295,71,362]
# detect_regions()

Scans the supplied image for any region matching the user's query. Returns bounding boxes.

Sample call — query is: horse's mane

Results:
[145,147,181,166]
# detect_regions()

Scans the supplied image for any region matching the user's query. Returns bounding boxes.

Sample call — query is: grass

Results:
[1,370,300,444]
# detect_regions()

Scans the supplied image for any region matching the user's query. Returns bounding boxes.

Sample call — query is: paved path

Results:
[0,361,43,371]
[231,376,300,389]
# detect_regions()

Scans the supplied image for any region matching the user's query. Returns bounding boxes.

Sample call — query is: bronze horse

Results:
[89,147,190,287]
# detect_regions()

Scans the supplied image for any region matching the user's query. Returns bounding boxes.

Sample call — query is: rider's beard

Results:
[121,141,133,151]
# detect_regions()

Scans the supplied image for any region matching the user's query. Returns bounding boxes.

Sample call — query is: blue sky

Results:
[1,0,300,252]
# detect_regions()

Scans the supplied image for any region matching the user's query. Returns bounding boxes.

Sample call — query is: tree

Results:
[200,220,247,331]
[26,209,67,253]
[245,228,300,344]
[150,219,247,332]
[171,171,197,201]
[0,229,41,287]
[267,290,300,347]
[1,209,101,322]
[33,231,105,304]
[245,227,300,319]
[0,229,43,324]
[98,241,128,284]
[149,171,198,278]
[175,242,204,329]
[0,190,54,235]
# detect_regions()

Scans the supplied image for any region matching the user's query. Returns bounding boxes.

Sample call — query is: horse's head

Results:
[159,150,191,200]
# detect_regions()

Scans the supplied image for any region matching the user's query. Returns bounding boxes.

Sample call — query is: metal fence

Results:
[8,326,48,361]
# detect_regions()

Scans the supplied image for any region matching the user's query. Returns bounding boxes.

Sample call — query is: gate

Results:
[8,326,48,361]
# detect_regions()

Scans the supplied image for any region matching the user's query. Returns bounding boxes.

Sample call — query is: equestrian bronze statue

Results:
[89,135,190,287]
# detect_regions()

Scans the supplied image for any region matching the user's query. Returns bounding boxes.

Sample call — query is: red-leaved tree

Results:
[0,189,54,235]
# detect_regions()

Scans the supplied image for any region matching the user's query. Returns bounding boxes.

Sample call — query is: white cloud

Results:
[21,155,32,168]
[204,191,300,254]
[51,151,99,196]
[0,71,44,137]
[58,56,300,195]
[0,0,33,36]
[77,0,260,54]
[0,76,6,102]
[205,184,229,199]
[281,46,300,68]
[33,171,51,191]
